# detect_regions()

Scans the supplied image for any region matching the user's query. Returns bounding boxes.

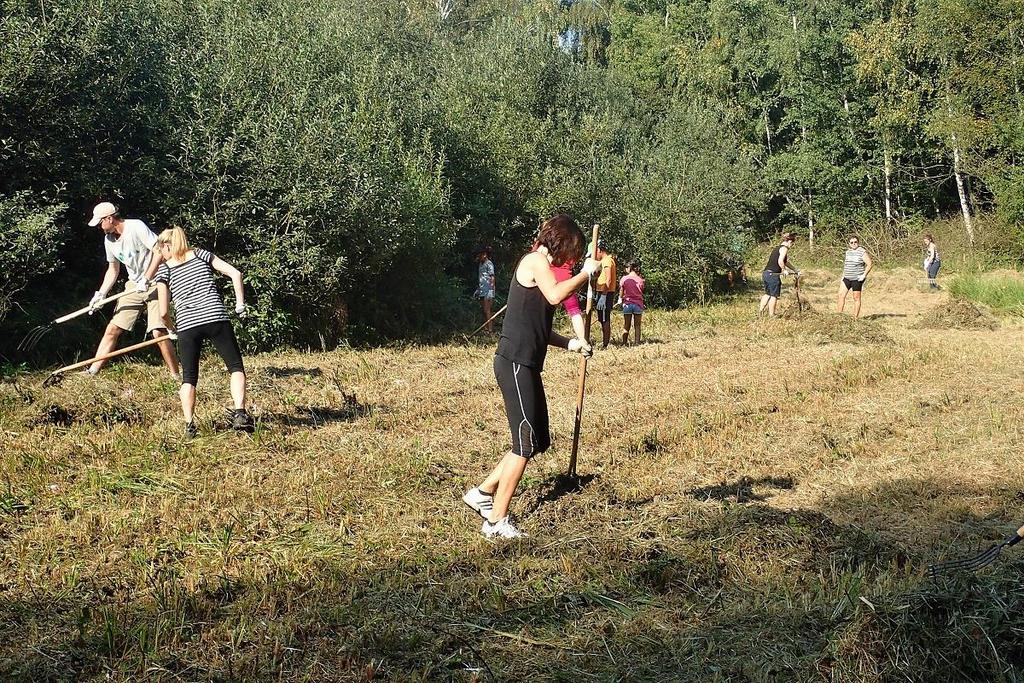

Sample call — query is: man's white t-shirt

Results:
[104,219,158,282]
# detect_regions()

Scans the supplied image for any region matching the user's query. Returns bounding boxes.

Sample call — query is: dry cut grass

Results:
[1,266,1023,681]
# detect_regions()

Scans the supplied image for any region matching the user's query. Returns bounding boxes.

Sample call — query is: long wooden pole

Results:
[467,304,507,339]
[54,286,150,324]
[793,272,803,317]
[45,334,175,381]
[568,224,599,477]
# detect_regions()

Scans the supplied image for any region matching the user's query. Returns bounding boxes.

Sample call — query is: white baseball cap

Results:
[88,201,118,226]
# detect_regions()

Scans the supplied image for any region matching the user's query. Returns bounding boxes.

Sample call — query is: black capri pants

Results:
[176,320,244,387]
[494,355,551,458]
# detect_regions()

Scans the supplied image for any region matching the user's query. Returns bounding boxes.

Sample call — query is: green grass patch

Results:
[949,272,1024,315]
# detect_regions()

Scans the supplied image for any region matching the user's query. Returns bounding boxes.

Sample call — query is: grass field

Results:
[949,271,1024,316]
[2,266,1023,682]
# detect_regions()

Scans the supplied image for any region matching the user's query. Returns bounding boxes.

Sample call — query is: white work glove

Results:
[858,273,866,282]
[234,302,247,319]
[88,291,105,314]
[568,338,593,358]
[582,258,601,276]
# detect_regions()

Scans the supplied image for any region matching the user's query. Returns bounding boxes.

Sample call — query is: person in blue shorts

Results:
[758,232,798,317]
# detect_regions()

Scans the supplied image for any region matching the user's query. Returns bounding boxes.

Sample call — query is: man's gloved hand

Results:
[582,258,601,276]
[568,338,593,358]
[135,276,149,292]
[88,291,105,314]
[234,302,247,319]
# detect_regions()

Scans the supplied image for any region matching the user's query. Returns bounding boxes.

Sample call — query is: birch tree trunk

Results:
[807,191,815,250]
[436,0,455,24]
[883,148,894,230]
[842,93,855,141]
[950,131,975,245]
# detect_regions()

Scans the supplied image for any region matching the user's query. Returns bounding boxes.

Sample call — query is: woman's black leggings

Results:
[176,321,244,387]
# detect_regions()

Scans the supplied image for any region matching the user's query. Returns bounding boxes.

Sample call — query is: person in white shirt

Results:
[83,202,179,378]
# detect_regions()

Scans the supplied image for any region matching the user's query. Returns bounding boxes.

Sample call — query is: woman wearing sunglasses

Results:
[837,235,873,318]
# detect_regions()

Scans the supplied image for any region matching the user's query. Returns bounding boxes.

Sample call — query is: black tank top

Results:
[496,257,555,370]
[765,245,785,273]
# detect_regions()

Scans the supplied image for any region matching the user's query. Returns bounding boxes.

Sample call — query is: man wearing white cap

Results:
[84,202,179,378]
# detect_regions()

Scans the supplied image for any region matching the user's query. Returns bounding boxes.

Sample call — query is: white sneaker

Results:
[481,517,526,539]
[462,487,494,519]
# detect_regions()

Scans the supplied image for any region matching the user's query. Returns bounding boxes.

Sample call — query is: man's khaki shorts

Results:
[111,284,165,333]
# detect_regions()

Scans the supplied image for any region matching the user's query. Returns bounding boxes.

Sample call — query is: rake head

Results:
[42,372,65,388]
[17,324,53,352]
[928,532,1023,578]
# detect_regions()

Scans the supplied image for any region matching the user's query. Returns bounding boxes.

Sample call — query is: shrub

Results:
[0,193,65,322]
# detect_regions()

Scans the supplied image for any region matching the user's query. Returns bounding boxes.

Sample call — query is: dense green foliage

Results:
[950,272,1024,315]
[1,0,1022,349]
[0,193,64,321]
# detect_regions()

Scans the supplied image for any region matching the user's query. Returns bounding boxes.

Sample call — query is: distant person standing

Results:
[758,232,799,317]
[837,235,873,318]
[618,261,645,345]
[923,234,941,290]
[83,202,180,378]
[590,240,617,348]
[474,246,496,333]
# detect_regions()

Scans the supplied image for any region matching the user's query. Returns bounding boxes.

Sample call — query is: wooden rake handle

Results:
[468,304,507,339]
[46,333,176,380]
[54,286,151,324]
[568,223,600,477]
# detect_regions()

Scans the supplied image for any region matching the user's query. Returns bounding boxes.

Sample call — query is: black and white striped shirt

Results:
[156,249,228,332]
[843,247,867,280]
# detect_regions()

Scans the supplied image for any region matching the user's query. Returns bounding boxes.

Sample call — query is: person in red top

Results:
[617,261,645,345]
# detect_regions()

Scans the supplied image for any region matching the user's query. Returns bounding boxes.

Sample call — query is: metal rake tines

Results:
[928,529,1024,577]
[17,324,52,352]
[928,544,1004,577]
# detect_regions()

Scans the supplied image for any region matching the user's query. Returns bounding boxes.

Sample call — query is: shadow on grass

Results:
[688,475,795,503]
[262,366,324,378]
[260,401,374,429]
[861,313,908,320]
[3,479,1024,681]
[522,472,598,515]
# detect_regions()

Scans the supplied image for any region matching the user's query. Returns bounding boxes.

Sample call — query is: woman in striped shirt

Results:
[154,227,253,437]
[836,234,873,318]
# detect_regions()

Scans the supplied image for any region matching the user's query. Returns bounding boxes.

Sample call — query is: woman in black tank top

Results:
[462,215,600,539]
[759,232,798,317]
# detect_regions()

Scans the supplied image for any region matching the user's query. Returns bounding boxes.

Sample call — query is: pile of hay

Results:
[779,298,815,320]
[774,308,894,345]
[915,299,997,330]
